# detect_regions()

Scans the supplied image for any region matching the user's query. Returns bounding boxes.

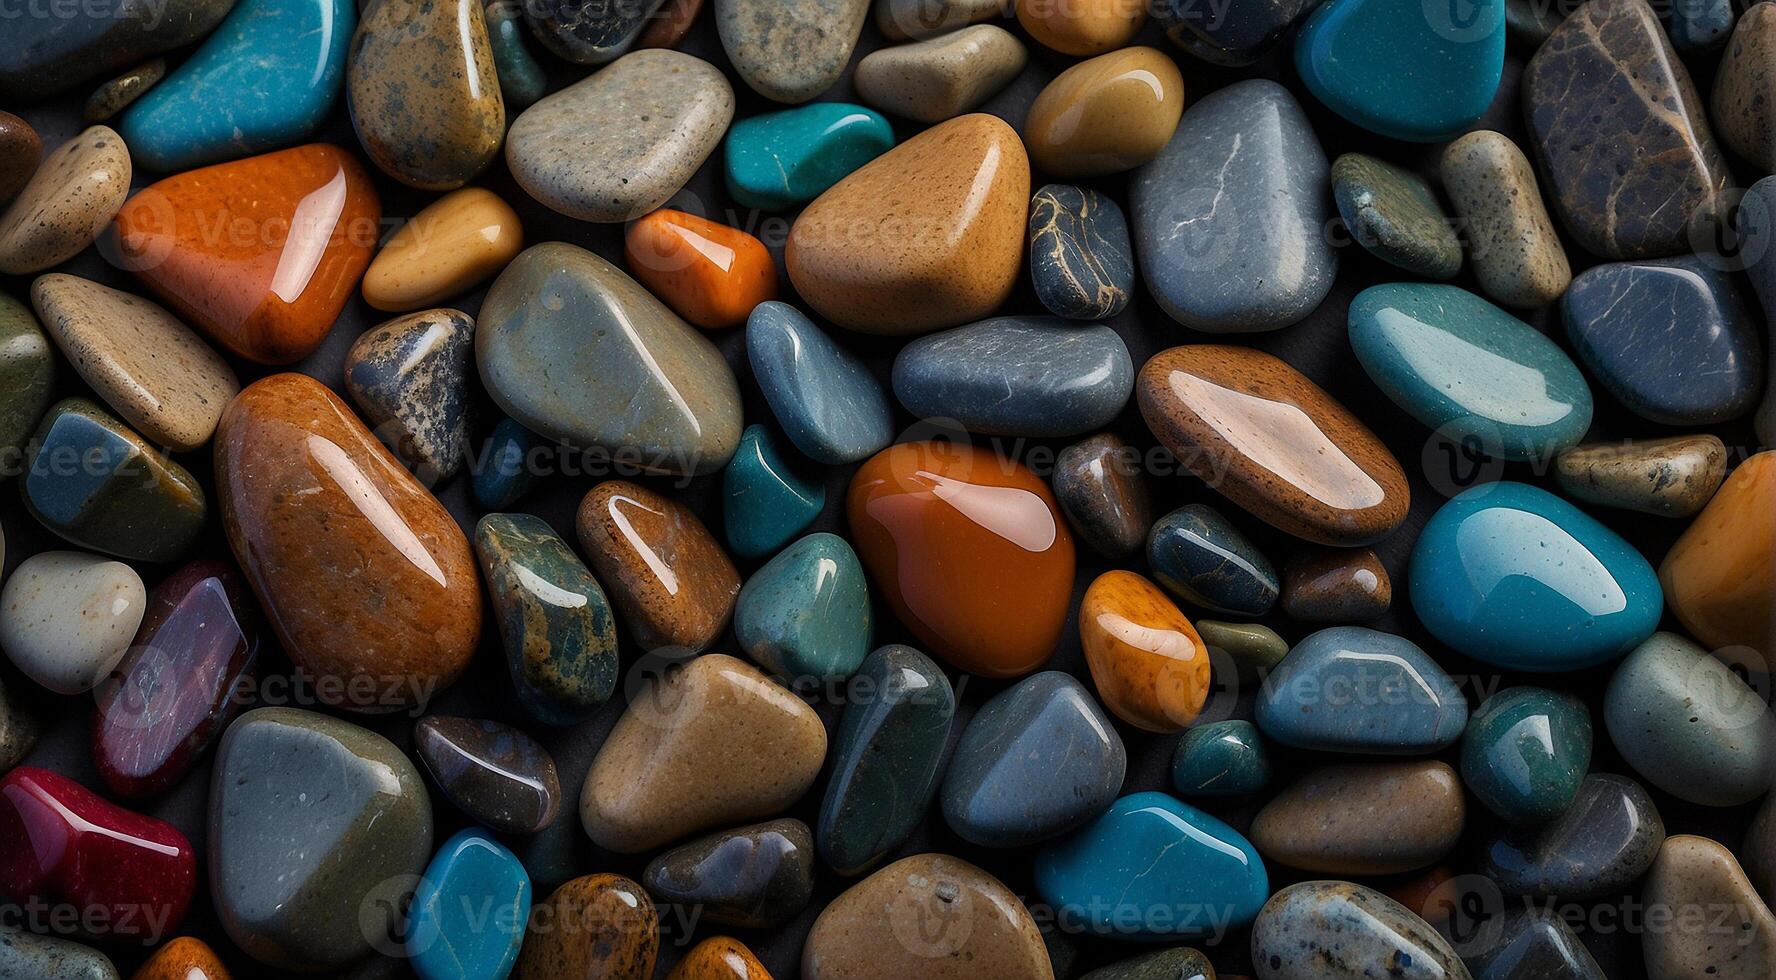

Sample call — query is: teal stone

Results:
[119,0,353,171]
[1409,482,1662,672]
[1256,626,1468,754]
[1034,791,1268,939]
[724,102,895,210]
[408,829,530,980]
[722,424,825,561]
[746,301,894,465]
[1461,687,1592,825]
[1348,283,1593,461]
[485,0,547,111]
[817,645,955,876]
[734,532,871,682]
[1295,0,1505,141]
[1170,719,1271,798]
[471,417,548,511]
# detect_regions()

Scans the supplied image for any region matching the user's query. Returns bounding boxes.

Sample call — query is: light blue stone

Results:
[722,424,824,561]
[1409,481,1662,672]
[1034,791,1268,940]
[408,829,530,980]
[1348,282,1593,461]
[1256,626,1468,754]
[734,532,872,683]
[725,102,894,210]
[746,301,894,465]
[120,0,353,171]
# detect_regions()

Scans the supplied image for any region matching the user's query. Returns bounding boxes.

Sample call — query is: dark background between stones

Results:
[1,5,1765,977]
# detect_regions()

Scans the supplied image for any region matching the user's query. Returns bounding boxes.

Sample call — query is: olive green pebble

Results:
[1196,619,1288,687]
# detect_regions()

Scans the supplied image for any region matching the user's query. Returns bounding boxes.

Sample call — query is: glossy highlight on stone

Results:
[1554,435,1727,518]
[1252,881,1467,980]
[1659,451,1775,665]
[131,936,227,980]
[1172,719,1271,797]
[1250,761,1466,875]
[1028,184,1135,321]
[1053,432,1152,558]
[722,424,825,560]
[736,532,871,682]
[1024,47,1183,179]
[409,829,530,980]
[1479,772,1664,900]
[1146,503,1279,616]
[344,308,474,481]
[575,480,739,654]
[1461,686,1591,825]
[644,818,815,929]
[415,715,562,834]
[853,24,1027,123]
[362,187,525,312]
[1279,546,1391,622]
[625,209,777,329]
[0,126,131,276]
[0,551,145,696]
[1331,154,1462,278]
[746,301,894,465]
[515,874,657,978]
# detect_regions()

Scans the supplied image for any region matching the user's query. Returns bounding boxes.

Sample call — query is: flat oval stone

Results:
[1252,881,1468,980]
[120,0,351,172]
[941,671,1125,847]
[84,59,167,123]
[0,127,130,276]
[362,186,525,312]
[1408,482,1662,671]
[1155,0,1309,64]
[1080,570,1210,733]
[1467,908,1604,980]
[215,374,482,710]
[580,653,826,852]
[508,49,732,221]
[1280,546,1391,622]
[724,102,894,210]
[1131,79,1336,332]
[1053,433,1152,558]
[1036,791,1267,939]
[344,308,473,481]
[643,818,815,928]
[515,874,657,978]
[0,931,117,980]
[892,317,1134,437]
[668,937,771,980]
[0,293,53,464]
[746,301,894,465]
[1198,619,1288,683]
[1146,503,1279,616]
[1024,47,1183,179]
[1257,626,1468,754]
[471,416,547,512]
[210,707,432,971]
[1332,154,1462,278]
[1554,435,1728,517]
[848,441,1076,677]
[818,645,955,876]
[736,532,871,682]
[1479,772,1664,900]
[1251,761,1466,875]
[723,423,824,560]
[479,242,741,474]
[0,0,235,100]
[415,715,562,833]
[524,0,666,62]
[1349,282,1593,460]
[0,113,38,205]
[787,113,1029,334]
[719,0,870,103]
[1171,718,1271,797]
[486,0,547,110]
[1461,686,1591,825]
[1714,4,1776,171]
[624,208,777,329]
[0,551,144,695]
[1440,130,1572,309]
[1524,0,1729,258]
[408,829,530,980]
[1016,0,1143,53]
[1138,345,1409,545]
[853,24,1026,123]
[1659,450,1775,660]
[575,480,739,654]
[1643,836,1776,979]
[1028,184,1135,321]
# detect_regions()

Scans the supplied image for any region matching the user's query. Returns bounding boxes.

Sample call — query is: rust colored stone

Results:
[575,480,740,654]
[516,874,659,980]
[624,208,777,329]
[1660,450,1776,669]
[666,936,773,979]
[637,0,706,48]
[1280,546,1392,622]
[131,937,231,980]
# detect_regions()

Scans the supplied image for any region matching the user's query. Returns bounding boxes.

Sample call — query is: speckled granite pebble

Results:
[83,60,165,122]
[1331,153,1460,279]
[1440,130,1571,309]
[0,127,130,276]
[344,308,474,481]
[718,0,871,103]
[853,24,1026,123]
[1554,435,1727,517]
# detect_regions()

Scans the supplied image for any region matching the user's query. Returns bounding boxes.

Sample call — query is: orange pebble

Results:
[1660,450,1776,671]
[131,937,231,980]
[624,209,776,329]
[667,936,774,979]
[1079,569,1211,733]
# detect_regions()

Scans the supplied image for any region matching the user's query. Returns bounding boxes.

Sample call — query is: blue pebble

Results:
[722,424,824,561]
[408,829,530,980]
[892,317,1134,437]
[1171,719,1271,797]
[734,532,872,683]
[1028,184,1135,321]
[472,417,548,512]
[1256,625,1469,753]
[746,301,895,465]
[1145,504,1278,616]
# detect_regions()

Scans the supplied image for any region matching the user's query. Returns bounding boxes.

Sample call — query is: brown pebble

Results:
[1713,3,1776,172]
[1642,835,1776,979]
[0,112,39,205]
[1440,130,1571,309]
[1279,547,1391,622]
[1023,46,1185,178]
[84,59,166,122]
[1554,435,1727,517]
[1250,761,1466,875]
[667,936,773,979]
[575,480,740,655]
[516,874,659,980]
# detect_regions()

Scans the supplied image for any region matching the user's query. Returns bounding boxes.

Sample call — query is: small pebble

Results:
[82,59,165,122]
[1554,435,1728,517]
[1279,546,1391,622]
[853,25,1027,124]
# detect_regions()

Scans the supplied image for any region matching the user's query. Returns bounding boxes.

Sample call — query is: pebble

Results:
[1332,153,1462,278]
[1145,503,1279,617]
[1279,547,1390,622]
[1256,626,1468,754]
[1461,687,1591,825]
[0,931,117,980]
[1171,718,1271,797]
[1660,450,1774,660]
[1713,3,1776,172]
[0,0,234,99]
[724,102,894,210]
[892,316,1133,436]
[1080,570,1210,733]
[1053,433,1152,558]
[1479,773,1664,900]
[723,424,825,559]
[787,113,1029,334]
[344,308,473,481]
[515,874,657,978]
[736,532,872,682]
[486,1,548,110]
[83,59,165,122]
[128,936,229,979]
[471,417,548,512]
[1132,80,1336,332]
[0,113,40,204]
[1439,130,1572,309]
[1028,185,1135,320]
[111,144,380,364]
[1139,346,1409,545]
[478,242,742,475]
[668,937,771,980]
[1079,948,1215,980]
[506,49,734,222]
[121,0,351,171]
[624,208,777,329]
[1642,836,1776,979]
[524,0,665,63]
[1197,619,1289,683]
[1016,0,1144,53]
[215,374,482,710]
[0,293,54,459]
[415,715,562,834]
[581,653,826,852]
[718,0,871,103]
[0,551,143,695]
[362,187,525,312]
[876,0,1009,38]
[853,25,1027,123]
[1154,0,1308,63]
[30,273,237,451]
[1250,761,1466,875]
[0,673,38,772]
[1746,795,1776,903]
[746,301,894,465]
[1554,435,1728,518]
[1251,881,1468,980]
[0,126,130,276]
[643,818,815,928]
[1024,47,1183,178]
[575,480,740,654]
[639,0,707,48]
[409,830,530,980]
[848,441,1075,677]
[1467,908,1604,980]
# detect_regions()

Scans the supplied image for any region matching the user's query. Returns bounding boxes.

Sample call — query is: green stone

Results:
[722,423,824,561]
[1171,719,1271,797]
[1196,619,1288,685]
[1080,947,1217,980]
[1461,686,1591,825]
[1331,153,1462,279]
[485,0,546,111]
[734,532,871,683]
[0,293,54,470]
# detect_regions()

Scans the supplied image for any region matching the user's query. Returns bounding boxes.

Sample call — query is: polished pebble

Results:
[0,293,55,460]
[718,0,871,103]
[1079,948,1214,980]
[576,480,739,654]
[1016,0,1144,54]
[638,0,706,47]
[723,102,894,210]
[1197,619,1289,684]
[1053,433,1152,558]
[746,301,895,465]
[415,715,562,834]
[1467,908,1604,980]
[1713,3,1776,172]
[722,424,825,560]
[624,208,777,329]
[0,674,41,772]
[1279,547,1390,622]
[1332,154,1461,278]
[1554,435,1727,518]
[1145,503,1279,617]
[83,59,165,122]
[1171,719,1271,797]
[1154,0,1306,63]
[892,316,1133,436]
[1252,881,1468,980]
[1080,570,1210,733]
[409,830,530,980]
[1479,772,1664,900]
[515,874,657,978]
[486,0,548,110]
[876,0,1008,38]
[853,25,1027,123]
[1257,626,1468,754]
[736,532,872,682]
[0,0,234,99]
[0,114,38,205]
[0,551,144,695]
[1024,47,1184,178]
[1251,761,1466,874]
[1461,686,1591,825]
[643,818,816,929]
[0,126,130,276]
[1028,185,1135,320]
[344,308,474,481]
[129,936,228,980]
[362,186,524,312]
[1659,451,1775,664]
[667,937,772,980]
[471,417,549,512]
[1440,130,1572,309]
[1642,836,1776,979]
[349,0,502,189]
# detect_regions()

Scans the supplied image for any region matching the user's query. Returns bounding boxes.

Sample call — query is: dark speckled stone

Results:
[1332,153,1461,279]
[1478,773,1665,900]
[1663,0,1734,55]
[1029,184,1134,321]
[892,317,1134,437]
[0,930,117,979]
[344,308,474,483]
[1081,947,1216,980]
[1461,687,1591,826]
[1171,719,1271,798]
[1715,4,1776,172]
[1053,433,1153,559]
[1146,503,1279,617]
[82,59,165,122]
[1279,546,1391,622]
[0,293,54,461]
[1154,0,1309,65]
[524,0,668,63]
[0,114,40,205]
[642,818,815,929]
[0,0,236,100]
[1252,881,1468,980]
[415,715,561,834]
[1466,908,1605,980]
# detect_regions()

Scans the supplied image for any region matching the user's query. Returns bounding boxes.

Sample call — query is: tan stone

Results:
[1024,46,1185,178]
[1015,0,1144,55]
[362,187,524,312]
[1250,761,1465,875]
[875,0,1009,39]
[853,25,1026,124]
[0,126,129,275]
[1713,4,1776,172]
[1440,130,1571,309]
[1643,835,1776,979]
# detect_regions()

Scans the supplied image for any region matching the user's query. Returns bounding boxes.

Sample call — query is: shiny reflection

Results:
[606,492,681,597]
[1374,307,1575,425]
[919,469,1058,552]
[1455,507,1626,616]
[306,434,446,587]
[270,167,348,304]
[1096,611,1200,662]
[1137,803,1253,866]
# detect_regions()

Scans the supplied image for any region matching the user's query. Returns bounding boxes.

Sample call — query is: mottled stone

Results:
[1016,0,1143,53]
[719,0,871,103]
[1479,773,1665,900]
[0,114,37,205]
[486,0,547,110]
[0,0,237,100]
[408,830,530,980]
[515,874,657,978]
[1665,0,1735,55]
[0,126,130,276]
[1642,836,1776,979]
[416,715,562,834]
[1279,547,1390,622]
[1440,130,1572,309]
[523,0,666,63]
[1714,3,1776,172]
[0,674,39,772]
[363,186,525,312]
[349,0,503,188]
[624,209,777,329]
[1028,185,1134,320]
[83,59,165,122]
[736,532,871,681]
[1171,718,1270,797]
[853,24,1026,123]
[892,317,1134,437]
[471,417,548,512]
[1251,761,1466,875]
[575,481,739,654]
[1554,435,1727,517]
[0,551,144,695]
[722,423,825,560]
[1333,154,1461,278]
[746,301,895,464]
[1659,451,1776,665]
[1053,433,1151,558]
[1461,687,1591,825]
[0,930,118,979]
[1080,570,1210,733]
[723,102,894,210]
[1252,881,1469,980]
[1024,47,1183,178]
[1257,626,1468,754]
[1466,908,1604,980]
[667,937,771,980]
[343,308,473,481]
[643,818,815,928]
[1154,0,1307,64]
[0,292,54,463]
[1145,503,1279,616]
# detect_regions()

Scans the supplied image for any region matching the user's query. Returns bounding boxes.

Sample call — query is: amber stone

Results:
[848,441,1075,678]
[214,374,481,712]
[575,480,740,655]
[1250,761,1467,875]
[1279,547,1392,622]
[1660,451,1775,669]
[1023,46,1184,178]
[516,874,658,980]
[666,936,772,980]
[361,186,524,312]
[1079,570,1210,733]
[111,144,381,364]
[1015,0,1145,54]
[624,209,777,329]
[131,936,231,979]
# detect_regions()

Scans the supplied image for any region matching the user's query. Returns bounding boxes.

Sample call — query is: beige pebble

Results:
[1713,4,1776,173]
[1554,435,1728,518]
[854,25,1027,123]
[875,0,1009,39]
[1024,46,1185,178]
[362,187,525,312]
[1015,0,1145,55]
[0,126,130,276]
[0,551,145,695]
[1643,835,1776,980]
[1440,130,1571,309]
[1250,761,1466,876]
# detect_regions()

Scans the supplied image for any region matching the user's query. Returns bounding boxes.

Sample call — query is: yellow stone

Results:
[1015,0,1145,55]
[1660,450,1775,671]
[361,187,524,312]
[1023,46,1185,178]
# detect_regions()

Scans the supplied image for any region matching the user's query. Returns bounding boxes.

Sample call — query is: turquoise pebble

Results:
[722,424,825,561]
[472,417,547,512]
[1170,719,1271,797]
[735,532,872,683]
[725,103,895,210]
[408,829,530,980]
[1461,687,1591,825]
[1256,626,1468,754]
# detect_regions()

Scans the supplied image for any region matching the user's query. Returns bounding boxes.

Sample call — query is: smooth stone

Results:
[1053,432,1152,558]
[1747,796,1776,908]
[575,480,739,654]
[638,0,706,47]
[1145,503,1279,617]
[1659,451,1776,663]
[1554,435,1728,518]
[344,308,473,481]
[1251,761,1466,875]
[667,937,771,980]
[130,938,230,980]
[1478,773,1664,900]
[1714,3,1776,172]
[0,0,236,100]
[506,49,733,222]
[848,441,1075,677]
[724,102,894,210]
[1171,718,1271,797]
[524,0,666,62]
[1139,345,1408,545]
[363,187,525,312]
[1036,791,1267,939]
[1016,0,1143,53]
[1440,130,1572,309]
[409,830,530,980]
[515,874,657,978]
[941,671,1125,847]
[787,113,1029,334]
[30,274,237,452]
[0,126,129,276]
[478,242,742,474]
[1024,47,1182,179]
[818,645,955,876]
[624,209,777,329]
[580,653,826,852]
[0,932,117,980]
[121,0,350,171]
[216,374,481,710]
[1332,154,1462,278]
[806,854,1051,978]
[0,114,37,205]
[0,551,143,694]
[416,715,562,834]
[22,398,207,562]
[876,0,1009,38]
[1461,687,1591,826]
[736,532,871,682]
[111,144,379,364]
[1252,881,1469,980]
[1665,0,1735,54]
[471,417,548,511]
[1080,949,1216,980]
[0,293,54,462]
[486,1,547,110]
[746,301,894,464]
[1524,0,1730,258]
[1467,908,1604,980]
[1257,626,1468,754]
[91,560,259,798]
[0,673,40,772]
[1131,80,1336,332]
[1080,570,1210,733]
[892,316,1133,437]
[723,424,825,560]
[1029,185,1135,320]
[1348,282,1594,460]
[1153,0,1308,64]
[1605,632,1776,806]
[718,0,869,103]
[853,24,1026,123]
[83,59,165,122]
[1197,619,1288,683]
[1562,255,1764,424]
[1643,836,1776,979]
[1408,482,1663,671]
[643,818,815,928]
[1280,547,1391,622]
